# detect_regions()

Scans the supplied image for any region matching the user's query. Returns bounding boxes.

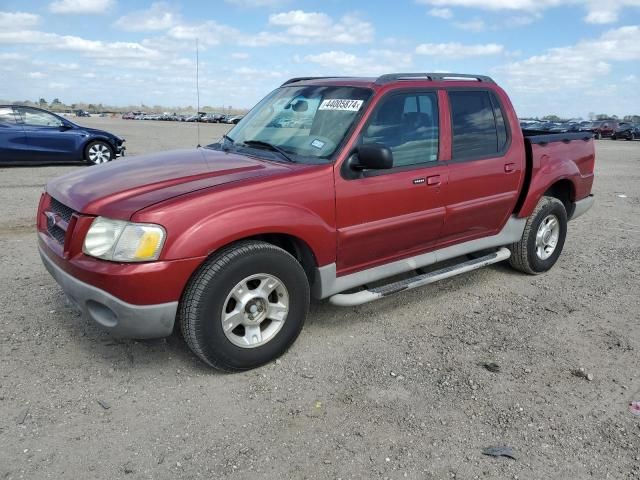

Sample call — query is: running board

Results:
[329,247,511,307]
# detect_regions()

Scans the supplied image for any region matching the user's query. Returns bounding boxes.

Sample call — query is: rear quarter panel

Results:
[518,137,595,218]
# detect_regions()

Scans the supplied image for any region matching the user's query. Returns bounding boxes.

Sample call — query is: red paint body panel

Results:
[38,76,595,306]
[46,148,290,218]
[133,163,337,266]
[517,138,595,218]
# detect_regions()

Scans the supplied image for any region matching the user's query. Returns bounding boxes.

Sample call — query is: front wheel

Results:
[509,196,567,275]
[179,241,310,371]
[85,140,114,165]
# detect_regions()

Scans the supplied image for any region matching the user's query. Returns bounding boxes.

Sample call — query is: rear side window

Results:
[491,93,508,151]
[449,91,508,160]
[0,107,16,125]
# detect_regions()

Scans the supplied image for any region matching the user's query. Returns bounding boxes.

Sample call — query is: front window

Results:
[209,85,372,163]
[359,92,439,167]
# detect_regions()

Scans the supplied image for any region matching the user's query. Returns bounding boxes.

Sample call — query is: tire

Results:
[508,196,567,275]
[179,241,310,371]
[85,140,114,165]
[595,132,602,140]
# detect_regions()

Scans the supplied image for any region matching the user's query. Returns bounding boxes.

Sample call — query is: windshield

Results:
[209,85,372,163]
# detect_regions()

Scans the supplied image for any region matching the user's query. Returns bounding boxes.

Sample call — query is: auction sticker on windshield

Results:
[318,99,364,112]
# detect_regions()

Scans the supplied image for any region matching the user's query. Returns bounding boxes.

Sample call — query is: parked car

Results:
[611,122,639,140]
[581,120,617,139]
[227,115,244,124]
[122,112,135,120]
[201,113,219,123]
[0,105,125,164]
[75,110,90,117]
[185,113,207,122]
[37,72,594,371]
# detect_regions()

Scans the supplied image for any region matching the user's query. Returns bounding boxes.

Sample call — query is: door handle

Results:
[426,175,441,186]
[504,163,516,173]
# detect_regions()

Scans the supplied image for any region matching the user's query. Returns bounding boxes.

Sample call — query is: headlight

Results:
[83,217,166,262]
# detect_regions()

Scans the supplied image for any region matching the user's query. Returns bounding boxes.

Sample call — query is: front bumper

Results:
[39,246,177,338]
[116,143,126,157]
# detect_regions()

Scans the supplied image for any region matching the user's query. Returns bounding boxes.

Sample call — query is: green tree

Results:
[38,98,47,107]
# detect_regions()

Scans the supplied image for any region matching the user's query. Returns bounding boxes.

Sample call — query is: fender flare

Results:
[518,158,580,218]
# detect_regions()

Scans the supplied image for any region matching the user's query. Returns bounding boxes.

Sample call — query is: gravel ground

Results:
[1,118,639,479]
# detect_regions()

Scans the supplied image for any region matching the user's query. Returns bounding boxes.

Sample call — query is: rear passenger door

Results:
[0,107,28,163]
[440,90,523,242]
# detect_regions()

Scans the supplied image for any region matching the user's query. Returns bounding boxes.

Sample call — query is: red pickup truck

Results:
[38,73,595,371]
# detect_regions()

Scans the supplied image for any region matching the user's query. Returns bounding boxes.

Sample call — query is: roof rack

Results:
[281,76,355,86]
[375,73,494,84]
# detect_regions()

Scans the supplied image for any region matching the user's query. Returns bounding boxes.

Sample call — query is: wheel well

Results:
[244,233,318,285]
[544,180,575,217]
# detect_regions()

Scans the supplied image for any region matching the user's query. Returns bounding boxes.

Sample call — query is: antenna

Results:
[195,38,201,148]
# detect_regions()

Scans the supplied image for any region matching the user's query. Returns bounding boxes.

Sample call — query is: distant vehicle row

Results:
[520,119,639,140]
[121,111,244,124]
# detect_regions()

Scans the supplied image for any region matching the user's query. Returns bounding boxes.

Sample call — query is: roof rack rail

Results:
[375,73,494,85]
[281,76,354,86]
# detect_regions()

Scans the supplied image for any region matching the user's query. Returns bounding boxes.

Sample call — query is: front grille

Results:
[47,197,77,245]
[48,225,67,244]
[50,197,75,223]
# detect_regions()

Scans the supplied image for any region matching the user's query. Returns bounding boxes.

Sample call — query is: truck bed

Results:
[522,130,592,145]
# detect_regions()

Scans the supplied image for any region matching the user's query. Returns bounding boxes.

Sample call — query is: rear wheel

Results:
[179,241,310,371]
[85,140,114,165]
[509,196,567,275]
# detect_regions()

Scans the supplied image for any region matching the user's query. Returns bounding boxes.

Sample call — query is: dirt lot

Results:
[1,118,638,479]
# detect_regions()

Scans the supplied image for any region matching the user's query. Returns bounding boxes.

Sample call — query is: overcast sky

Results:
[1,0,639,117]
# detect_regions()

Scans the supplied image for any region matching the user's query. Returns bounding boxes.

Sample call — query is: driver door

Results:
[334,90,447,275]
[15,107,80,163]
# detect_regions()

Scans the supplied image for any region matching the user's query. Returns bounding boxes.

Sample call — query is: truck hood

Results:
[46,148,290,218]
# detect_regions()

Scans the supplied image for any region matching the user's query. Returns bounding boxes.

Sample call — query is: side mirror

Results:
[354,143,393,170]
[59,121,73,131]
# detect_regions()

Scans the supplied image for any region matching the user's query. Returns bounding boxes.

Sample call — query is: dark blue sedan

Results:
[0,105,125,165]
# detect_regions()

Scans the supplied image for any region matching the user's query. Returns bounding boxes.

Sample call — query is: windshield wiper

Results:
[219,134,235,151]
[242,140,296,163]
[222,134,235,144]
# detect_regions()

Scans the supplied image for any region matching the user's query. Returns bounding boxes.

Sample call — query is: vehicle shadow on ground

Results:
[48,293,221,375]
[47,260,519,374]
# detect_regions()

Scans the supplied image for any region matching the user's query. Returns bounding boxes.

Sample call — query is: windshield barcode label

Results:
[318,99,364,112]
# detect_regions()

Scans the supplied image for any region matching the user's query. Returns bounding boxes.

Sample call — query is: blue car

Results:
[0,105,125,165]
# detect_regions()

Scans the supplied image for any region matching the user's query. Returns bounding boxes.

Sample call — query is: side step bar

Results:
[329,247,511,307]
